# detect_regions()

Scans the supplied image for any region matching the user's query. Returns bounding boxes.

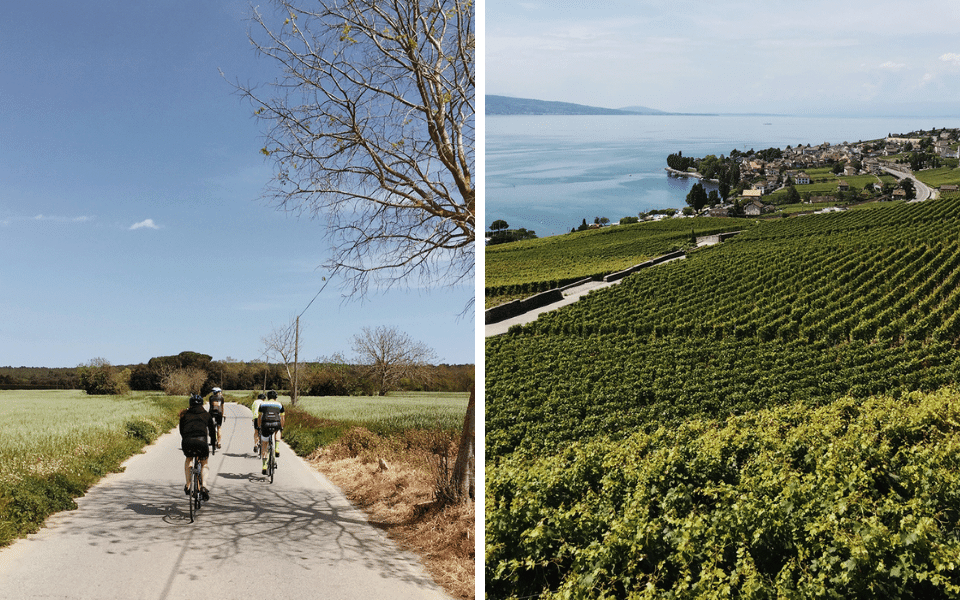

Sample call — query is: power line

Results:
[299,276,331,318]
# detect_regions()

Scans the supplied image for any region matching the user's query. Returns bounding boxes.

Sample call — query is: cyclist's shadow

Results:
[217,472,261,483]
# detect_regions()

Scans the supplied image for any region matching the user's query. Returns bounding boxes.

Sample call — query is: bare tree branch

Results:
[229,0,474,304]
[351,325,437,396]
[261,319,304,404]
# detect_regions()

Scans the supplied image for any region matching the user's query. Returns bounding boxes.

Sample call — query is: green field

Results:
[914,165,960,187]
[294,391,470,433]
[486,195,960,597]
[0,390,182,546]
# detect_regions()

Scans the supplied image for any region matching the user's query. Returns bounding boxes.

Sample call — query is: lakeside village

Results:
[486,127,960,245]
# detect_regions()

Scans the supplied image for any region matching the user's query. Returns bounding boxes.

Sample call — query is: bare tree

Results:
[160,368,208,397]
[261,318,305,405]
[231,0,475,300]
[235,0,475,504]
[351,325,437,396]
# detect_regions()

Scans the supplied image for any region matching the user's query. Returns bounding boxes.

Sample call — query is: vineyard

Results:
[486,192,960,597]
[485,217,752,308]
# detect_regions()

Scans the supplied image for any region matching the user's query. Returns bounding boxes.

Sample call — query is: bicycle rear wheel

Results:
[189,463,198,522]
[194,460,204,515]
[268,438,275,484]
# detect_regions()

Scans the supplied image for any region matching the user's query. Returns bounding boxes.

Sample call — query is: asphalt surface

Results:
[0,403,451,600]
[485,255,686,337]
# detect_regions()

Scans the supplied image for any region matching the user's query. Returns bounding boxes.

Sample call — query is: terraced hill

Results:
[486,193,960,598]
[485,217,752,308]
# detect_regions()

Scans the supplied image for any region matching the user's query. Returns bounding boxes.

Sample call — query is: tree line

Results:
[1,352,473,396]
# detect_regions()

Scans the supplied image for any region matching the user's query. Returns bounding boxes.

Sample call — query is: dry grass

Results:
[307,428,475,600]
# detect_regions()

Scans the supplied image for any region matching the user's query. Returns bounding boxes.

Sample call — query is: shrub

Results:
[124,419,157,443]
[160,368,207,396]
[77,358,130,395]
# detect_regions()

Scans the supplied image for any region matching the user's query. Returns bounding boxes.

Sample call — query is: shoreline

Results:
[665,166,702,178]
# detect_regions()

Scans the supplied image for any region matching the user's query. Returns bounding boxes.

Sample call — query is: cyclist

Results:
[179,394,215,500]
[251,392,266,453]
[257,390,285,475]
[208,387,225,449]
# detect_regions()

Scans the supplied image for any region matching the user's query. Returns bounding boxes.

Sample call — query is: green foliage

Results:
[686,182,708,210]
[486,217,753,301]
[281,407,347,456]
[267,392,470,457]
[123,419,159,443]
[487,389,960,598]
[487,228,538,245]
[487,196,960,598]
[0,391,182,547]
[77,358,129,395]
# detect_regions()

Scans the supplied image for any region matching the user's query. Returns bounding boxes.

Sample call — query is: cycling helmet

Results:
[189,394,204,406]
[266,390,278,400]
[212,387,222,393]
[257,393,266,400]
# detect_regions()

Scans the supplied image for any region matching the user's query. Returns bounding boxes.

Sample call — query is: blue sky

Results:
[1,1,474,368]
[486,0,960,116]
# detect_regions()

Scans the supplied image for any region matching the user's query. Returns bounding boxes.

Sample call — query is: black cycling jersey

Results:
[258,400,284,431]
[179,405,215,441]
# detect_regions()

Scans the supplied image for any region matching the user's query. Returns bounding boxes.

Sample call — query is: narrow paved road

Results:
[0,403,451,600]
[882,165,936,201]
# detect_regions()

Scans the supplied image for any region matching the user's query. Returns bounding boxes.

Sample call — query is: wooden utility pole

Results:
[293,315,300,406]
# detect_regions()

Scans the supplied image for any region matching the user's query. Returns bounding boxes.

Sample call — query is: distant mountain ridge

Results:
[486,95,669,116]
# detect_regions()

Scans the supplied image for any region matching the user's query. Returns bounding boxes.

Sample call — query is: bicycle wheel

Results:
[195,461,204,511]
[189,462,198,522]
[268,439,275,484]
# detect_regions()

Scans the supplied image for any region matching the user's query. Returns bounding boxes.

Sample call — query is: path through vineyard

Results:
[485,254,685,337]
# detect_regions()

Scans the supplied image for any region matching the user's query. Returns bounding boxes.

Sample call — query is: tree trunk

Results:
[448,387,475,502]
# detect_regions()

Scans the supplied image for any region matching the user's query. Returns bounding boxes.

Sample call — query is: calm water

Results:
[486,115,955,237]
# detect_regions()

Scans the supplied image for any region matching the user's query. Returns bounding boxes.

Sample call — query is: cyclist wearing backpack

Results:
[179,394,216,500]
[257,390,285,475]
[251,392,266,453]
[208,387,225,449]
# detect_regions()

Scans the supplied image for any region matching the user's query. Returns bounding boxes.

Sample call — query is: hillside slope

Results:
[486,194,960,597]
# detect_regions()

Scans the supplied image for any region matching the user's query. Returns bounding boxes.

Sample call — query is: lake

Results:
[485,114,955,237]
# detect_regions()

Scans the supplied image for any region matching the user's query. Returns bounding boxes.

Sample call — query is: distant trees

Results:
[686,182,709,211]
[900,178,917,200]
[261,319,305,405]
[719,181,731,202]
[487,226,537,245]
[78,358,130,395]
[490,219,509,234]
[667,151,695,171]
[2,352,472,395]
[785,185,801,204]
[352,325,437,396]
[907,152,941,171]
[131,351,213,395]
[160,368,208,396]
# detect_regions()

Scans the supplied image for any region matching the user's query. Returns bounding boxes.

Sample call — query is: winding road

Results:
[882,165,936,201]
[0,403,451,600]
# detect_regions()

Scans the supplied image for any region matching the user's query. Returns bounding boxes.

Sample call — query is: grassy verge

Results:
[234,390,474,599]
[0,390,183,547]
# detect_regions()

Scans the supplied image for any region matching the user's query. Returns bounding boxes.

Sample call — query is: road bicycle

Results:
[188,456,204,522]
[265,434,277,484]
